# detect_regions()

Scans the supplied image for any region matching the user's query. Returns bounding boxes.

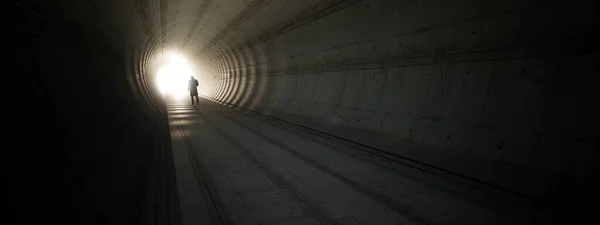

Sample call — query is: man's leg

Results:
[195,96,199,105]
[190,96,194,105]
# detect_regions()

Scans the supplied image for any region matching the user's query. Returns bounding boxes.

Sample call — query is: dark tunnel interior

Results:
[8,0,598,224]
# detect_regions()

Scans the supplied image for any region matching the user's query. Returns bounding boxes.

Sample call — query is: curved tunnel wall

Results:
[202,0,599,212]
[9,0,598,224]
[10,1,175,224]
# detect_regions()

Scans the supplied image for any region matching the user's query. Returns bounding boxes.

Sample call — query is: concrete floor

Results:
[167,98,550,225]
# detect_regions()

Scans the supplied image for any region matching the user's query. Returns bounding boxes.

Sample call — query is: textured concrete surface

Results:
[8,0,598,224]
[201,1,600,212]
[168,98,552,225]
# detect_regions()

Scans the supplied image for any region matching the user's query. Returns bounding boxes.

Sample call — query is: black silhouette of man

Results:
[188,76,199,105]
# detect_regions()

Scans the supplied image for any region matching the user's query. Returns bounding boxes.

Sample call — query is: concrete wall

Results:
[203,0,599,213]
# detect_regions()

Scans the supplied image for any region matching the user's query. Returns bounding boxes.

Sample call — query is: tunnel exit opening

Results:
[155,51,196,101]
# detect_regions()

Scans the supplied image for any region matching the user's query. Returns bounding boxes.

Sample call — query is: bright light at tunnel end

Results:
[156,52,196,101]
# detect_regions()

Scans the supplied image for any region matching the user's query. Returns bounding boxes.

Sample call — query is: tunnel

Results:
[9,0,598,224]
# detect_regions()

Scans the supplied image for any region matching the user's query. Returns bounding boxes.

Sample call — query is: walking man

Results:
[188,76,199,105]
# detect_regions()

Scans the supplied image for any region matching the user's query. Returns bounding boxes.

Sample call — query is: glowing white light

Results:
[156,53,194,100]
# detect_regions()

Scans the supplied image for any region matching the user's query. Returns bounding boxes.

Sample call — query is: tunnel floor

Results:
[167,98,542,225]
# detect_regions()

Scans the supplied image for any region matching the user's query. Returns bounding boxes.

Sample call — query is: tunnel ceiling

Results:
[48,0,376,113]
